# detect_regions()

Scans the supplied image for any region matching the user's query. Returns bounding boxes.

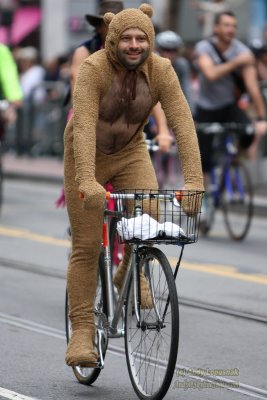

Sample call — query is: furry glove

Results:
[79,181,106,210]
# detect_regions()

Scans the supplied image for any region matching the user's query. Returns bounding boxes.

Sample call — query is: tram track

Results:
[1,256,267,325]
[0,311,266,400]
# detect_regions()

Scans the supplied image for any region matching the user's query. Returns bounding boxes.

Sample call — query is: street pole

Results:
[40,0,69,62]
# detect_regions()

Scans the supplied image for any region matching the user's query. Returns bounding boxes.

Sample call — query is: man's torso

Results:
[96,70,152,154]
[195,38,250,110]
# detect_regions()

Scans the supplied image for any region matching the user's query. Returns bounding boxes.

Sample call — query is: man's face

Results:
[117,28,150,69]
[214,15,237,44]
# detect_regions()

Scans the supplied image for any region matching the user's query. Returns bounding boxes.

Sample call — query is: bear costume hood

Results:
[104,3,155,70]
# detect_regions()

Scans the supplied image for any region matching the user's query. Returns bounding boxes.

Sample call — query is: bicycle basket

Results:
[113,189,204,245]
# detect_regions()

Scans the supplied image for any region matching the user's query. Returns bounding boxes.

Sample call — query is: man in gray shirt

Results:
[194,11,266,172]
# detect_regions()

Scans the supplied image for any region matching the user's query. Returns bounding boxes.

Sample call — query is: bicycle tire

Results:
[125,247,179,400]
[220,159,253,241]
[65,253,108,385]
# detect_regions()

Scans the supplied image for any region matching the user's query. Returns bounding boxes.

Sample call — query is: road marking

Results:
[1,224,267,285]
[0,313,266,400]
[169,258,267,285]
[0,225,69,247]
[0,387,39,400]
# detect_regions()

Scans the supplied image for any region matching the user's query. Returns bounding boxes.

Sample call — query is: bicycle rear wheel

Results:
[221,160,253,241]
[125,247,179,400]
[65,253,108,385]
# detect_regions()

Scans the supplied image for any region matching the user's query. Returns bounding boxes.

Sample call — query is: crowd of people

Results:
[1,1,267,161]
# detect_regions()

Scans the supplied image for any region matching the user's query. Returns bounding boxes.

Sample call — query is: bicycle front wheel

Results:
[221,160,253,241]
[125,247,179,400]
[65,253,108,385]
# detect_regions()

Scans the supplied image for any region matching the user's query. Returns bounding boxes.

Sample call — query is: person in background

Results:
[70,0,124,96]
[16,46,45,104]
[254,43,267,82]
[0,43,23,141]
[155,30,193,110]
[194,10,267,179]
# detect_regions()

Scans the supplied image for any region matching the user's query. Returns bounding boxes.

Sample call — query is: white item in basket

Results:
[117,214,185,240]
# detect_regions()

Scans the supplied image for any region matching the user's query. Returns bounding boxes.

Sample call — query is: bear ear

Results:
[139,3,153,18]
[104,12,114,25]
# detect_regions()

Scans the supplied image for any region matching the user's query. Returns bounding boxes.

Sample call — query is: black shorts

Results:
[194,103,253,172]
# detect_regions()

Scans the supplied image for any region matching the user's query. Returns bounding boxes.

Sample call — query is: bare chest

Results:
[99,72,152,124]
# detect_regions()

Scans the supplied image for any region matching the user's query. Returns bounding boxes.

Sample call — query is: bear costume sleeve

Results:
[72,58,106,208]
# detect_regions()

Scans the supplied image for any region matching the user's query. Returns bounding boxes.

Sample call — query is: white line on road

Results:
[0,387,39,400]
[1,312,267,400]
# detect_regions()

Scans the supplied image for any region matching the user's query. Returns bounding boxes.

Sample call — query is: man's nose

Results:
[129,38,138,48]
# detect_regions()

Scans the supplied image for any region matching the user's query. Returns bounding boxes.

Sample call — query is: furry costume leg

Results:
[64,131,109,367]
[64,133,158,366]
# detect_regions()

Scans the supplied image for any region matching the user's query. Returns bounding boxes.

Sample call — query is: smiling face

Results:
[117,28,150,69]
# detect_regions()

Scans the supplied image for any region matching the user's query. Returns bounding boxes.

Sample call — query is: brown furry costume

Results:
[64,3,204,367]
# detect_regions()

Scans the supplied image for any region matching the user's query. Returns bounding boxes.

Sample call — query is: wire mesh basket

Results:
[112,189,204,245]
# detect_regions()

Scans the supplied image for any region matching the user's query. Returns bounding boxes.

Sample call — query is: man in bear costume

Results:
[64,3,203,367]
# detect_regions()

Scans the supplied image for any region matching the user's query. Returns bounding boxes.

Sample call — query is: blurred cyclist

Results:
[194,10,267,176]
[155,30,193,109]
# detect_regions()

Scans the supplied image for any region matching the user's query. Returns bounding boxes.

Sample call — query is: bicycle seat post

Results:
[103,206,115,324]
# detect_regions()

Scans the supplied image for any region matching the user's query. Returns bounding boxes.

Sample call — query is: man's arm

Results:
[151,102,173,152]
[197,51,254,81]
[242,64,267,145]
[70,46,90,95]
[242,64,266,118]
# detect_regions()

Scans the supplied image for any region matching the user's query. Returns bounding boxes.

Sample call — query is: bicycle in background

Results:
[65,189,203,399]
[196,122,254,241]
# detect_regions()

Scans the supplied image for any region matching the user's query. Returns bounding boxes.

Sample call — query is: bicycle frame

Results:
[101,204,140,340]
[209,134,246,207]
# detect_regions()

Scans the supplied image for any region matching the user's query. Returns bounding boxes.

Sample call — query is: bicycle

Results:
[196,122,254,241]
[65,188,203,399]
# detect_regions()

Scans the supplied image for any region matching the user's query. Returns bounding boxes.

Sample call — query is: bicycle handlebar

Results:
[105,190,200,202]
[196,122,255,135]
[145,139,159,152]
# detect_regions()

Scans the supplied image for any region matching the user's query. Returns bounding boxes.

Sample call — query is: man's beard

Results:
[117,48,150,70]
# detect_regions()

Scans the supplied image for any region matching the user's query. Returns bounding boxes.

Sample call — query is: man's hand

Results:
[254,120,267,138]
[156,133,173,153]
[78,181,106,210]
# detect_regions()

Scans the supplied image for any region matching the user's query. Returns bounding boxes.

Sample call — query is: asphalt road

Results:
[0,179,266,400]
